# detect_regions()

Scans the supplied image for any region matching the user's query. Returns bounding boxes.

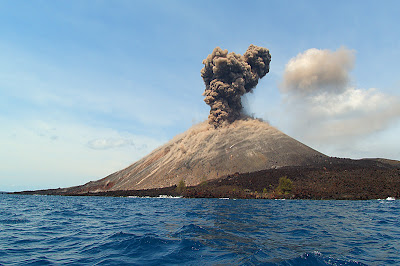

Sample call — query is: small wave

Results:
[78,231,207,265]
[127,195,182,199]
[81,232,173,255]
[378,197,396,201]
[109,231,137,239]
[287,228,310,237]
[49,209,79,217]
[172,224,210,238]
[0,218,29,224]
[19,256,53,265]
[158,195,182,198]
[281,251,367,265]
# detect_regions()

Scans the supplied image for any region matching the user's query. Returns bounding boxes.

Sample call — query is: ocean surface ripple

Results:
[0,194,399,265]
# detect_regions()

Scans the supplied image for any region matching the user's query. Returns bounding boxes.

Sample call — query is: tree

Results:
[176,179,186,194]
[277,176,293,194]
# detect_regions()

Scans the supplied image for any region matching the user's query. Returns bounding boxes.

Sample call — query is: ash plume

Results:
[201,45,271,128]
[280,47,400,151]
[281,47,355,95]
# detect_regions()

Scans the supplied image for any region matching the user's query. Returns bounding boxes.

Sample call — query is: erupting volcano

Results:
[49,45,332,194]
[17,45,400,199]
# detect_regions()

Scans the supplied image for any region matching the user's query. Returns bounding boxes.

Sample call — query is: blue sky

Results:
[1,1,399,191]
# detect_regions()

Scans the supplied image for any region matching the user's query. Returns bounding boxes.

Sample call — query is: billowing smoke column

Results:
[201,45,271,128]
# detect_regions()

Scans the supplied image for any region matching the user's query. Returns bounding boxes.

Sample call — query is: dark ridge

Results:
[13,158,400,200]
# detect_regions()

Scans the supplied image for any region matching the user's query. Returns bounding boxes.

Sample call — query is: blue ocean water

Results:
[0,194,399,265]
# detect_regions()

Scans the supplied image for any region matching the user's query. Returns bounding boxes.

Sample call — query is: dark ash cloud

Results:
[201,45,271,128]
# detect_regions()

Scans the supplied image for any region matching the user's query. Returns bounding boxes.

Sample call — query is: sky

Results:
[1,1,399,191]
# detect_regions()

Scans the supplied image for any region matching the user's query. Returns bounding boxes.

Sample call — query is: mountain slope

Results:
[65,118,326,193]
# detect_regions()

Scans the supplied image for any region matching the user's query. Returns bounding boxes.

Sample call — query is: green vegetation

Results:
[200,180,208,186]
[277,176,293,194]
[176,179,186,193]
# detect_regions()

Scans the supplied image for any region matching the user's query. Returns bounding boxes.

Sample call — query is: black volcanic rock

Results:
[15,157,400,200]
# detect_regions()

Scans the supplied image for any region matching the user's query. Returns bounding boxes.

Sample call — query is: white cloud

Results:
[299,87,400,139]
[279,48,400,159]
[309,88,385,117]
[86,138,147,150]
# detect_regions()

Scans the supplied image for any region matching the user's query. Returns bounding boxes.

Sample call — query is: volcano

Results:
[63,118,326,194]
[15,45,400,199]
[26,45,331,195]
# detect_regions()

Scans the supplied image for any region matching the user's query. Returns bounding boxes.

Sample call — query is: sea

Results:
[0,194,399,265]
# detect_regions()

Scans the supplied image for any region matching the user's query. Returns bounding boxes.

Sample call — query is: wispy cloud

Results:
[86,138,147,150]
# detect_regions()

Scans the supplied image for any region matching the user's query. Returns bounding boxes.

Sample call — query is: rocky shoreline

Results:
[13,158,400,200]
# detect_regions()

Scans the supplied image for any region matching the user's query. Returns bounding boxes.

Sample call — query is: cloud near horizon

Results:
[87,138,148,150]
[280,47,400,145]
[0,117,165,191]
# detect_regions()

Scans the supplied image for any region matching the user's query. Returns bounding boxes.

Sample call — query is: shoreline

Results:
[13,158,400,200]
